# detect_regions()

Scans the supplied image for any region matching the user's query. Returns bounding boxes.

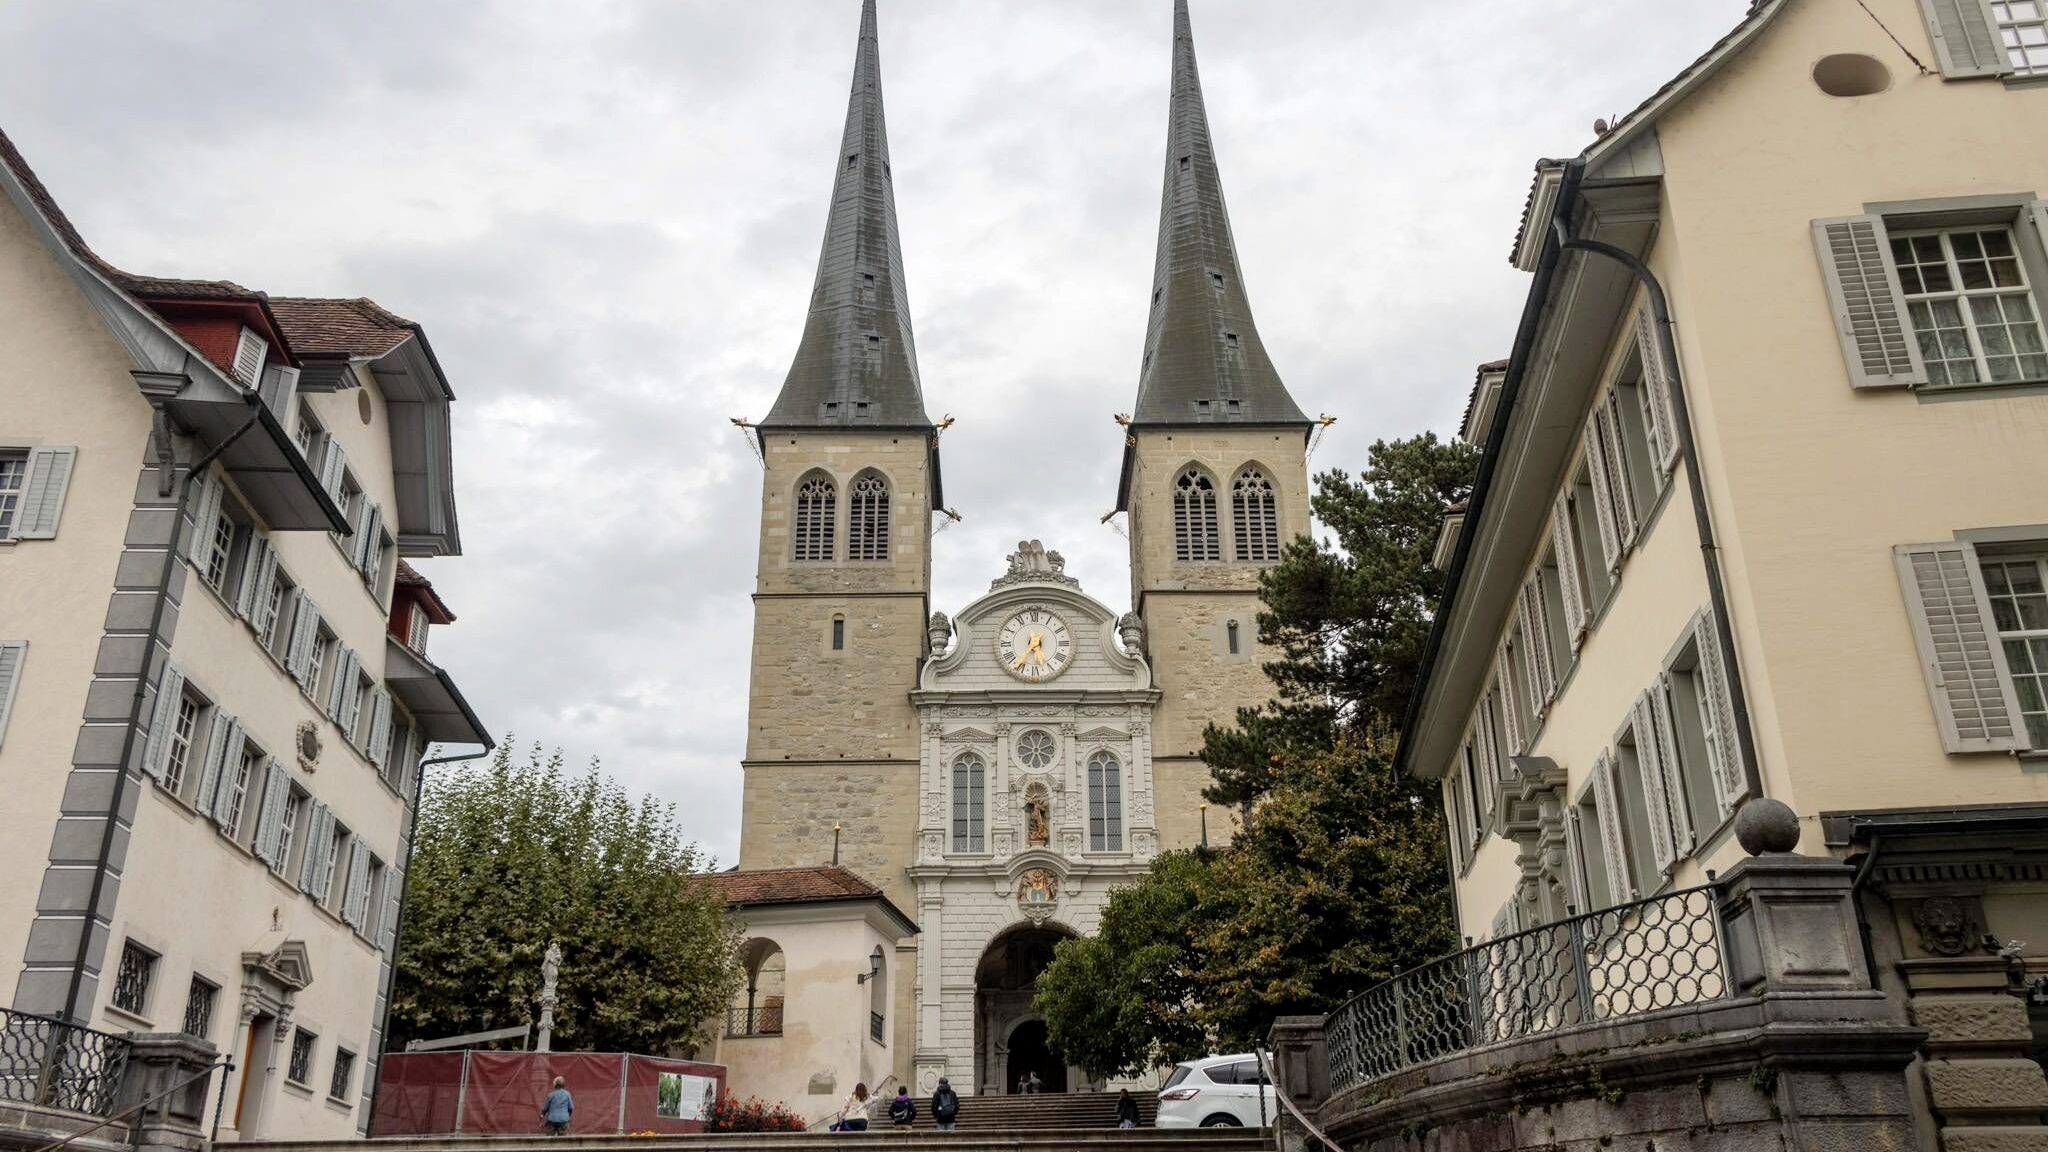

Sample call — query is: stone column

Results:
[913,886,947,1094]
[113,1032,219,1152]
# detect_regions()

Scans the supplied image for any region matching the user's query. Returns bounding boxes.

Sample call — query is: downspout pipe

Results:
[62,393,264,1024]
[1546,157,1764,803]
[363,742,493,1135]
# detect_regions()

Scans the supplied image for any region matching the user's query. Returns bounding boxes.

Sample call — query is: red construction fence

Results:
[371,1051,726,1136]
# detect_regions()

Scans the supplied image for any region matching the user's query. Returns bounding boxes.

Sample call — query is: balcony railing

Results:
[870,1012,885,1044]
[0,1008,131,1116]
[724,1005,783,1038]
[1326,885,1726,1095]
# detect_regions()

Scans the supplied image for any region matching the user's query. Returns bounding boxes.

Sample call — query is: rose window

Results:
[1017,730,1056,771]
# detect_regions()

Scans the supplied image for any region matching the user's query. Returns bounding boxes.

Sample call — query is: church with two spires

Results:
[709,0,1318,1103]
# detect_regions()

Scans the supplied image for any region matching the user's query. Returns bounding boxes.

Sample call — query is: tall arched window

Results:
[1173,468,1220,561]
[1232,466,1280,562]
[793,473,836,561]
[847,471,890,561]
[1087,750,1123,851]
[951,753,986,852]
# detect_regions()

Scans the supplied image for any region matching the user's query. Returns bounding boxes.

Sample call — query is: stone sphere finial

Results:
[1734,797,1800,855]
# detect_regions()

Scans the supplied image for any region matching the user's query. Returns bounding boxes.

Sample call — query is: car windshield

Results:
[1161,1065,1193,1090]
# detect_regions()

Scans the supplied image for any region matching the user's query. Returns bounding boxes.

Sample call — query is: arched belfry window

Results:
[794,473,836,562]
[1232,466,1280,562]
[1173,468,1220,562]
[952,753,986,852]
[1087,750,1123,851]
[848,471,890,561]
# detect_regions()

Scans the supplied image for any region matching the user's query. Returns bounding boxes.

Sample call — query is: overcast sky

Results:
[2,1,1744,867]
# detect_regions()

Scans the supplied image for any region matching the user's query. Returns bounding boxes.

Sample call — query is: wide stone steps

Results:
[894,1090,1163,1130]
[241,1131,1261,1152]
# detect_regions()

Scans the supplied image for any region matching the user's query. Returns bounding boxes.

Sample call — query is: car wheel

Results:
[1200,1115,1242,1128]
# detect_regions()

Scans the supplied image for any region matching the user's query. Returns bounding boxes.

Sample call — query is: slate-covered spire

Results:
[1130,0,1308,428]
[764,0,931,430]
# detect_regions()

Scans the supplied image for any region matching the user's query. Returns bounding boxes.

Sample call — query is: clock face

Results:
[996,607,1073,683]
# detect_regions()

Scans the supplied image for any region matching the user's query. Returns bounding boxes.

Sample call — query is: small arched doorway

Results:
[974,923,1078,1094]
[1004,1019,1066,1094]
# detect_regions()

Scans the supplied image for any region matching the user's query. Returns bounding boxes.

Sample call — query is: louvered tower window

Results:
[1232,467,1279,561]
[793,474,837,562]
[847,471,890,561]
[951,753,986,852]
[1173,468,1220,561]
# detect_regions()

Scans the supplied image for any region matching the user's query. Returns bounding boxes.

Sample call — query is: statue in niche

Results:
[1027,797,1050,845]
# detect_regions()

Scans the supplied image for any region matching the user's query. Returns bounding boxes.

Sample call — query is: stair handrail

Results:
[1257,1049,1343,1152]
[807,1071,897,1130]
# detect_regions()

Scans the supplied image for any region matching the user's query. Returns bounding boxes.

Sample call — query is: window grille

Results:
[182,977,217,1040]
[951,753,986,852]
[1087,751,1123,851]
[329,1049,355,1101]
[0,454,24,536]
[1174,469,1219,561]
[1232,467,1280,561]
[793,475,837,561]
[847,472,890,560]
[287,1029,315,1085]
[112,942,156,1016]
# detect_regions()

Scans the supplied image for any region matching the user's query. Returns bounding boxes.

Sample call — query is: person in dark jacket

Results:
[540,1077,573,1134]
[1116,1089,1140,1129]
[931,1076,960,1131]
[889,1086,916,1127]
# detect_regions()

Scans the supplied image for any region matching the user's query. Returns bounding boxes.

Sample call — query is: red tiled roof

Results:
[395,559,456,623]
[269,296,416,359]
[707,866,887,907]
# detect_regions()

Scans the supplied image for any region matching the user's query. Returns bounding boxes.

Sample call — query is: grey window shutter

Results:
[1475,702,1499,832]
[1494,655,1522,757]
[1634,307,1682,473]
[1917,0,2010,77]
[258,364,300,424]
[366,688,392,766]
[298,802,331,893]
[1692,609,1751,815]
[326,647,353,721]
[356,503,384,578]
[1442,777,1467,875]
[1530,574,1560,703]
[2033,201,2048,261]
[0,641,24,751]
[282,591,310,679]
[1591,750,1634,901]
[250,548,282,635]
[194,710,234,815]
[185,470,223,562]
[1520,580,1556,707]
[320,439,349,506]
[392,724,418,795]
[254,761,291,864]
[15,447,77,539]
[1598,396,1640,544]
[1811,215,1927,388]
[1489,903,1513,942]
[291,597,323,688]
[1631,691,1679,875]
[1894,542,2031,753]
[340,660,365,738]
[343,841,371,930]
[235,532,271,619]
[1551,495,1587,645]
[1581,415,1624,573]
[1650,676,1695,856]
[143,662,185,782]
[1563,808,1593,915]
[209,717,245,826]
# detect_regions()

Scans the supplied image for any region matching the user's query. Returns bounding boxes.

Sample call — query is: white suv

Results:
[1155,1054,1274,1129]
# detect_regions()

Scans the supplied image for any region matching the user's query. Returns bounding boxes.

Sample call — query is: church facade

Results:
[713,0,1314,1105]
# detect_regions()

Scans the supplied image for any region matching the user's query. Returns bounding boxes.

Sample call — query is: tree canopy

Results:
[389,743,743,1054]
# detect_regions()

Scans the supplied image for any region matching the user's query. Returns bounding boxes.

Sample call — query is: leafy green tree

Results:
[389,743,743,1054]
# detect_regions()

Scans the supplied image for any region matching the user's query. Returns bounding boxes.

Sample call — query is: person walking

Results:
[1026,1071,1043,1095]
[931,1076,960,1131]
[1116,1088,1140,1129]
[835,1082,871,1132]
[539,1077,573,1135]
[889,1085,916,1127]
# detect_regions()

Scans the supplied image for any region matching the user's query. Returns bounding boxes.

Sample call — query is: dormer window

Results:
[232,327,268,387]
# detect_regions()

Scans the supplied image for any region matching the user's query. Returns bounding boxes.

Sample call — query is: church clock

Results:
[996,607,1073,683]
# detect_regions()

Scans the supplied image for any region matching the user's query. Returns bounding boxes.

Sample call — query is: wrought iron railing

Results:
[1326,885,1726,1095]
[725,1005,783,1037]
[0,1008,132,1116]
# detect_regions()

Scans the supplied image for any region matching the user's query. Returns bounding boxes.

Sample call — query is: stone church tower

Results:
[1118,0,1314,851]
[739,0,938,914]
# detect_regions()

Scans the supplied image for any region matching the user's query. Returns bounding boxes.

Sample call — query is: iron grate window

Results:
[1087,751,1124,851]
[847,472,890,561]
[112,941,157,1017]
[793,475,837,562]
[1173,469,1220,561]
[1231,467,1280,561]
[182,976,217,1040]
[287,1028,316,1086]
[329,1048,355,1102]
[951,753,986,852]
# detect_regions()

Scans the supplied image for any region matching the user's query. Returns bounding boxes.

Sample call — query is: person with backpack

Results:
[931,1076,960,1131]
[889,1085,916,1127]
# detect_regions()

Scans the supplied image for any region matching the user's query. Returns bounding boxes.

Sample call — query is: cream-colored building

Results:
[0,130,489,1139]
[1409,0,2048,1144]
[712,0,1313,1108]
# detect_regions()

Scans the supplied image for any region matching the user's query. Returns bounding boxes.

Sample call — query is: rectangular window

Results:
[226,747,258,842]
[1993,1,2048,74]
[406,606,430,654]
[273,788,303,878]
[1444,763,1473,875]
[1893,228,2048,386]
[287,1028,316,1086]
[1663,654,1727,841]
[321,825,347,908]
[1608,384,1659,514]
[307,629,335,701]
[1983,554,2048,746]
[0,452,25,537]
[1087,753,1123,851]
[364,856,388,940]
[831,618,845,651]
[335,473,364,557]
[1612,731,1661,892]
[260,570,294,654]
[950,755,986,852]
[112,941,157,1017]
[164,695,201,796]
[1565,471,1611,611]
[1569,790,1613,912]
[329,1048,356,1103]
[1502,628,1536,742]
[1536,554,1571,682]
[182,976,218,1040]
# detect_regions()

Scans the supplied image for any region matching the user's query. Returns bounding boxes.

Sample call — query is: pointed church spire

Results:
[764,0,931,430]
[1129,0,1308,428]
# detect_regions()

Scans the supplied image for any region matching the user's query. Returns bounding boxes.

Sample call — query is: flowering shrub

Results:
[704,1093,807,1132]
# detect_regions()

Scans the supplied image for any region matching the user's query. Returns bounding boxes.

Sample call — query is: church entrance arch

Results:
[974,923,1078,1094]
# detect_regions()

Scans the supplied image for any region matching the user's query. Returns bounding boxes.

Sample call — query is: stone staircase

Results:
[241,1128,1264,1152]
[899,1089,1163,1130]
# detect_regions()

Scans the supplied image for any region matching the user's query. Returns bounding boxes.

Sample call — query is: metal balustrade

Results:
[1326,885,1726,1095]
[724,1004,784,1037]
[0,1008,131,1116]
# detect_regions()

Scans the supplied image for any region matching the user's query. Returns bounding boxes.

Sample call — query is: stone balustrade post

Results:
[112,1032,218,1152]
[1714,798,1871,996]
[1266,1015,1329,1152]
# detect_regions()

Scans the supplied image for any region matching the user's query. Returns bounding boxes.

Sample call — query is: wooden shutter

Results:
[1811,215,1927,388]
[1692,609,1751,815]
[1894,542,2031,753]
[189,470,225,564]
[366,688,393,765]
[14,447,77,539]
[1582,416,1624,573]
[1475,699,1500,831]
[1494,654,1523,756]
[231,328,268,384]
[342,841,371,930]
[1551,496,1587,645]
[258,364,299,423]
[1634,307,1682,473]
[0,641,24,751]
[142,663,185,782]
[1591,750,1635,901]
[235,533,271,619]
[298,802,331,893]
[1563,808,1593,915]
[1489,904,1514,942]
[340,661,365,738]
[1443,776,1468,875]
[1631,691,1679,875]
[1918,0,2010,77]
[1521,580,1557,707]
[194,710,234,815]
[356,503,385,579]
[1598,395,1640,544]
[250,548,282,635]
[253,761,291,864]
[1650,677,1695,857]
[318,437,348,505]
[209,718,245,827]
